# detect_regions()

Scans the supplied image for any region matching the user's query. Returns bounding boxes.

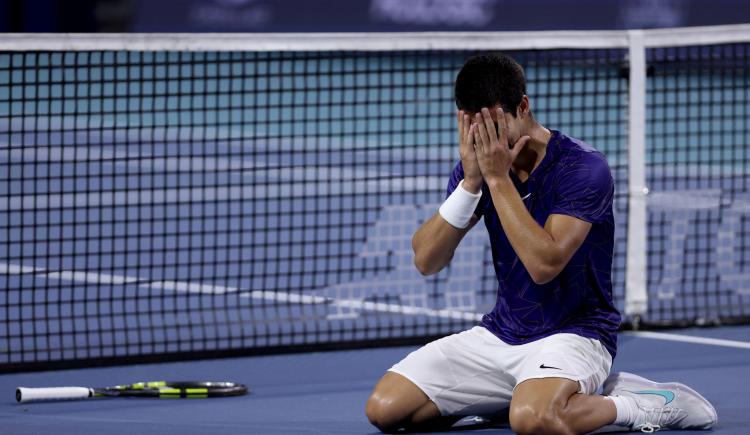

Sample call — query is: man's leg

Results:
[510,378,616,435]
[504,333,617,435]
[365,372,461,433]
[365,327,515,433]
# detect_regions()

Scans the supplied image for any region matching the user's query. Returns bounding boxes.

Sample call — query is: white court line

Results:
[625,330,750,350]
[0,262,481,322]
[7,263,748,338]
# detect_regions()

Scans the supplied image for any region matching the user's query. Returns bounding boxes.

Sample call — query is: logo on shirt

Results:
[521,193,532,200]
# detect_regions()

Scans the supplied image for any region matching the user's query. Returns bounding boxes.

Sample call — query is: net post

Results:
[625,30,648,319]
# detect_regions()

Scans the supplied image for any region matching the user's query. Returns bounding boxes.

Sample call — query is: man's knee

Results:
[509,404,571,435]
[509,405,544,434]
[365,371,442,433]
[365,394,402,433]
[510,378,581,435]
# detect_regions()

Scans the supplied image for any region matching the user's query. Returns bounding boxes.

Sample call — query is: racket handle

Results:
[16,386,93,403]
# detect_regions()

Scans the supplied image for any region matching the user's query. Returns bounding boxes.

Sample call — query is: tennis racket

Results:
[16,381,248,403]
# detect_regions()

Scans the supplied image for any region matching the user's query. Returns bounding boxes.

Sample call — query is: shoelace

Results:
[634,422,661,433]
[635,406,683,432]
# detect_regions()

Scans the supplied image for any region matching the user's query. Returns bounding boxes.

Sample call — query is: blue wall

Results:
[5,0,750,32]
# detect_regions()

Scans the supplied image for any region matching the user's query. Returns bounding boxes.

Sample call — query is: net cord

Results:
[0,23,749,51]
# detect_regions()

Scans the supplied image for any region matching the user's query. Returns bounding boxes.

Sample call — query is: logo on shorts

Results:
[539,364,562,370]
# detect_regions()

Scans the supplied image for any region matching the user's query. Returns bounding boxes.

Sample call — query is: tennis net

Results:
[1,27,749,371]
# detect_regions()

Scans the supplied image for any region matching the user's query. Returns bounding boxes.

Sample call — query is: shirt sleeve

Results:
[549,154,614,223]
[445,161,490,218]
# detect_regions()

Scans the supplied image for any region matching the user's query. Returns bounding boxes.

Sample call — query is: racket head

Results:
[103,381,248,398]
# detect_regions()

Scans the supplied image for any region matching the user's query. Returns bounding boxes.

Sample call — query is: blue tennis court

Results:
[2,327,748,434]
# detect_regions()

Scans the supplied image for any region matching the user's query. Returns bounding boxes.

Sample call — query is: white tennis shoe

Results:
[603,372,717,432]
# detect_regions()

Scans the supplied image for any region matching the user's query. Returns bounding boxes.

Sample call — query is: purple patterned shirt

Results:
[447,130,621,358]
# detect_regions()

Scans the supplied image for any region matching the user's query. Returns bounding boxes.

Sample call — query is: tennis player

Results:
[365,53,717,434]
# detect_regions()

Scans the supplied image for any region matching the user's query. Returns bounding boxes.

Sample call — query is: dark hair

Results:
[454,53,527,117]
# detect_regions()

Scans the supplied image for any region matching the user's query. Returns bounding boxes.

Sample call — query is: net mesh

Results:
[645,43,750,326]
[0,38,745,370]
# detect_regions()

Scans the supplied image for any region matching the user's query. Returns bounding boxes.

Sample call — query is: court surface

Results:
[1,325,748,434]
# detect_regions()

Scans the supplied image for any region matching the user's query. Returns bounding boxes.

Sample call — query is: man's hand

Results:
[457,110,483,193]
[470,107,530,185]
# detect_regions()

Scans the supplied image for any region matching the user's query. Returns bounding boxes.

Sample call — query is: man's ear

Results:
[518,95,530,118]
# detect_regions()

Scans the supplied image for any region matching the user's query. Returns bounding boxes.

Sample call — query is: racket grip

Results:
[16,387,93,403]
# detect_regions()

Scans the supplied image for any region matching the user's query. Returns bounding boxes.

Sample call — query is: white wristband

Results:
[438,180,482,229]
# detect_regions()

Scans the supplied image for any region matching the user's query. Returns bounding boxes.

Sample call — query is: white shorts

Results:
[388,326,612,416]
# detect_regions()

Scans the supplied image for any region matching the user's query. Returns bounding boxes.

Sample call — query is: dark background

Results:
[2,0,750,33]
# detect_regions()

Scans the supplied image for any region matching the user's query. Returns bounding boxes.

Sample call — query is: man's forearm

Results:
[486,176,560,283]
[411,213,475,275]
